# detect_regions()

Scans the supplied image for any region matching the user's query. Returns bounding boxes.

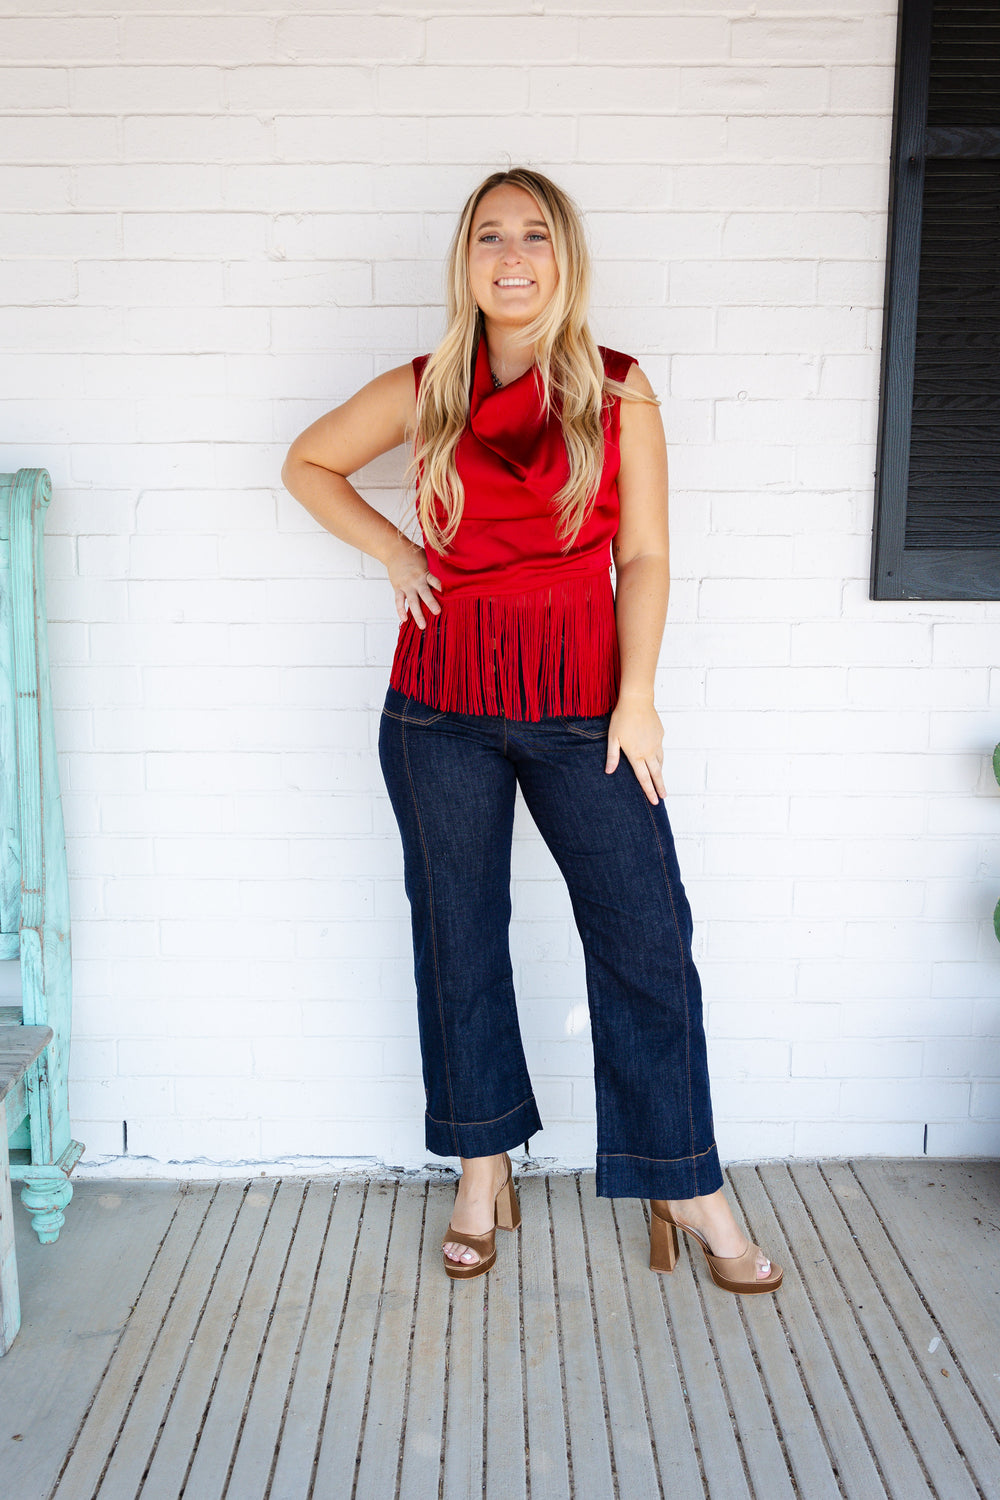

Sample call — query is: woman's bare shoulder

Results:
[364,360,419,425]
[622,360,656,399]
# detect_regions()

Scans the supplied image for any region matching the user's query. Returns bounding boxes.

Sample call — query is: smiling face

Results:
[467,183,559,331]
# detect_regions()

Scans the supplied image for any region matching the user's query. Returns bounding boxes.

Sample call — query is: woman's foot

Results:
[443,1153,510,1269]
[665,1187,775,1281]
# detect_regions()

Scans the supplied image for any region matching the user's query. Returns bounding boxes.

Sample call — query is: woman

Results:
[282,168,781,1294]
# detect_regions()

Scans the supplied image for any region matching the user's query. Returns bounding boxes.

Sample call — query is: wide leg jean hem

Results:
[424,1093,542,1160]
[595,1140,724,1200]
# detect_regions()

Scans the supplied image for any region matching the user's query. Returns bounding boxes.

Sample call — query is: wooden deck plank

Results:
[652,1202,753,1500]
[611,1196,705,1496]
[0,1027,53,1103]
[821,1161,1000,1498]
[762,1164,933,1499]
[354,1182,427,1500]
[0,1181,185,1500]
[173,1180,308,1500]
[735,1165,887,1499]
[312,1180,396,1500]
[0,1164,990,1500]
[853,1160,1000,1432]
[547,1172,615,1500]
[578,1177,660,1497]
[726,1166,844,1500]
[679,1192,797,1500]
[484,1172,527,1500]
[225,1181,337,1500]
[125,1181,277,1500]
[397,1180,450,1500]
[95,1182,272,1500]
[268,1180,366,1499]
[792,1162,982,1500]
[441,1257,486,1500]
[517,1174,572,1500]
[51,1184,216,1500]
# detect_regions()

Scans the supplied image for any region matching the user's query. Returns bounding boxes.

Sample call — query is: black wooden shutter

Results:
[871,0,1000,600]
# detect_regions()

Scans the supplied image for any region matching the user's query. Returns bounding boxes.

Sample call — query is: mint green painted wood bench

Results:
[0,1024,53,1354]
[1,469,82,1245]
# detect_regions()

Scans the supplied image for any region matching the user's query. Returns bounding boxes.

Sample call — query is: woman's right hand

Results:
[386,536,442,630]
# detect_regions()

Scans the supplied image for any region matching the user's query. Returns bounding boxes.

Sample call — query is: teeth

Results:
[496,278,532,287]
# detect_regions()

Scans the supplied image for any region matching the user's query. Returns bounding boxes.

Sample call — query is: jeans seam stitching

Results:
[401,714,461,1156]
[597,1144,718,1163]
[425,1095,536,1128]
[642,789,699,1186]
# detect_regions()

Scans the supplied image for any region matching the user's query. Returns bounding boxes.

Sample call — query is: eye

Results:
[477,232,501,243]
[526,232,548,241]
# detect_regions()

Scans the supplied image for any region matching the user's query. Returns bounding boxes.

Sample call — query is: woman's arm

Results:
[606,361,671,804]
[281,363,442,630]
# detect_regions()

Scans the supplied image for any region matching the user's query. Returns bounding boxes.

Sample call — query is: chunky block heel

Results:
[495,1156,521,1231]
[649,1203,679,1272]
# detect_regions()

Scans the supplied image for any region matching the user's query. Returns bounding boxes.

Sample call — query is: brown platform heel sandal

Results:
[442,1151,521,1281]
[649,1200,782,1295]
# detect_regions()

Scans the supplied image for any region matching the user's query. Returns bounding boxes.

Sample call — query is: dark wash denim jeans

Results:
[378,683,724,1200]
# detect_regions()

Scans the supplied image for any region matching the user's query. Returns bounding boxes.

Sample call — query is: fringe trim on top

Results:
[389,568,621,720]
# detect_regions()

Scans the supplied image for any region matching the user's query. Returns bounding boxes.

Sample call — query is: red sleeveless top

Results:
[388,336,636,720]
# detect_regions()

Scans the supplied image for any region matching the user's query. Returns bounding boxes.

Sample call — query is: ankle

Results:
[456,1153,506,1195]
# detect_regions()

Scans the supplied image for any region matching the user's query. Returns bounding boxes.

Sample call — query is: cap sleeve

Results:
[412,353,431,395]
[599,345,637,385]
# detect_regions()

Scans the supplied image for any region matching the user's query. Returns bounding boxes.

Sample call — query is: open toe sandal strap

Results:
[442,1224,498,1279]
[707,1239,759,1276]
[707,1239,781,1290]
[442,1227,495,1257]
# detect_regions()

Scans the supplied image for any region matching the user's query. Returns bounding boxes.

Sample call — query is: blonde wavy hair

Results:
[408,167,659,556]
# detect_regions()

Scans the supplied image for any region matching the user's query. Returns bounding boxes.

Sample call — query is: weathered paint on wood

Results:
[1,469,82,1245]
[0,1025,53,1356]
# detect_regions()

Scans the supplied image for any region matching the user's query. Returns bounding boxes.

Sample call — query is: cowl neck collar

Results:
[468,331,558,482]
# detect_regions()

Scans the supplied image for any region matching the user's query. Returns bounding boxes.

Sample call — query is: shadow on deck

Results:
[1,1160,998,1499]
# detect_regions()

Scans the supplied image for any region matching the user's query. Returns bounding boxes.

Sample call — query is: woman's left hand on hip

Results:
[606,696,666,805]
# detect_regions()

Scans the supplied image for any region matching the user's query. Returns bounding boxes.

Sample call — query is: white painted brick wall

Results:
[1,2,998,1177]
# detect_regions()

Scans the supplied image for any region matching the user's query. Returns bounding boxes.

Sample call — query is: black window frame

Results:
[871,0,1000,600]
